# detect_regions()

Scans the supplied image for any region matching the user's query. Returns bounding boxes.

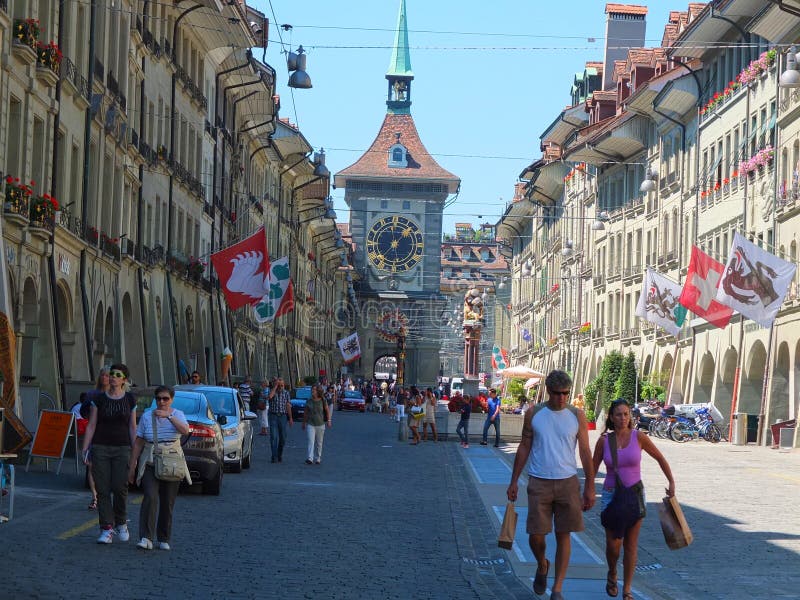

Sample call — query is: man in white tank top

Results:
[506,370,595,600]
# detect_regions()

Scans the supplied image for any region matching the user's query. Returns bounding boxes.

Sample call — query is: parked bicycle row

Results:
[633,402,727,443]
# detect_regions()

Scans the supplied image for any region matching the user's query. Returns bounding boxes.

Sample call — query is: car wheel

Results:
[230,451,243,473]
[203,466,223,495]
[243,438,253,469]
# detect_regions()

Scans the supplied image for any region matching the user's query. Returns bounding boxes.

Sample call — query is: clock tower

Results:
[334,0,460,386]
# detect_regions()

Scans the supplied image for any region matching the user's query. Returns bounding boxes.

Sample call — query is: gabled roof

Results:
[605,4,648,16]
[334,113,460,192]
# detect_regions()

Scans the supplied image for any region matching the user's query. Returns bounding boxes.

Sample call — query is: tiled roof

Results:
[336,113,459,184]
[613,60,628,83]
[589,89,616,103]
[605,4,648,16]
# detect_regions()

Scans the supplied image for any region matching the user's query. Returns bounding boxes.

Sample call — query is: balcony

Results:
[3,186,30,227]
[607,264,621,282]
[623,197,644,217]
[623,264,642,281]
[593,274,605,289]
[56,207,85,239]
[665,250,678,267]
[61,56,90,105]
[621,327,640,342]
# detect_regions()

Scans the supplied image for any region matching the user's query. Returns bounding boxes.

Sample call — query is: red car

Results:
[337,390,366,412]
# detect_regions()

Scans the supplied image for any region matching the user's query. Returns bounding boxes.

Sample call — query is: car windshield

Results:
[294,387,312,399]
[344,391,362,399]
[149,395,202,415]
[200,390,236,416]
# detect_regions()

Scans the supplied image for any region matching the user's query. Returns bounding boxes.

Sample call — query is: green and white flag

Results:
[254,257,294,323]
[635,268,687,336]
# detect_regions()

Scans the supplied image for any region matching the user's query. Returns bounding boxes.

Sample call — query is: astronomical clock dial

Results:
[366,215,424,273]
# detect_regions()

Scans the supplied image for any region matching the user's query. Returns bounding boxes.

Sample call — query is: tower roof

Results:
[334,113,460,193]
[387,0,413,78]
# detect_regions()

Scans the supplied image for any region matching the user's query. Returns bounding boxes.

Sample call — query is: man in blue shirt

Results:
[481,388,502,447]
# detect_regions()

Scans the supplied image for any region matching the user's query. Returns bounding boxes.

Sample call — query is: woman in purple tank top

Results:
[592,399,675,600]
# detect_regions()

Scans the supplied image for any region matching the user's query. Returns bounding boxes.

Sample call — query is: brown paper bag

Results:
[658,495,693,550]
[497,502,518,550]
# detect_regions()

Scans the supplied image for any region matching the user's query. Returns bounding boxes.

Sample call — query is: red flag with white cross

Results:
[679,245,733,329]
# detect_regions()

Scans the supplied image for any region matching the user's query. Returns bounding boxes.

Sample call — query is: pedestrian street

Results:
[2,412,800,599]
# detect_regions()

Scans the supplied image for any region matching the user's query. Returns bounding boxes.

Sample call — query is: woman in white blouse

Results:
[128,386,190,551]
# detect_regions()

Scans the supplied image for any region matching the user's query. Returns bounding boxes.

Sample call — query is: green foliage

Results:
[598,351,624,413]
[639,376,666,403]
[584,406,596,423]
[584,378,599,409]
[614,351,638,404]
[507,378,525,399]
[303,375,318,385]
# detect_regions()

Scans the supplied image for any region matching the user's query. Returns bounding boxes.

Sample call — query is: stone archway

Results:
[768,342,791,427]
[714,347,738,420]
[642,355,652,378]
[19,277,39,380]
[374,355,398,380]
[694,351,715,404]
[93,303,105,374]
[55,282,75,380]
[104,308,114,367]
[681,360,690,401]
[741,340,767,414]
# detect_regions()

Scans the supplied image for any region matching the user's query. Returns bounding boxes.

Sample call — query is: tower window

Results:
[388,143,408,168]
[403,201,410,210]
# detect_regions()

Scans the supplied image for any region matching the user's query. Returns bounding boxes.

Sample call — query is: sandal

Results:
[622,593,634,600]
[88,497,97,510]
[606,571,618,597]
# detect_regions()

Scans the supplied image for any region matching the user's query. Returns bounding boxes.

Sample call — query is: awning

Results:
[654,75,700,118]
[540,105,589,147]
[748,3,800,43]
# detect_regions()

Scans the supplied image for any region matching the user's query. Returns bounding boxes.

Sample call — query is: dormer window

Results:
[388,143,408,168]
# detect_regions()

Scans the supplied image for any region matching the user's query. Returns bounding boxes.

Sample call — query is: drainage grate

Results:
[635,563,662,573]
[462,557,506,566]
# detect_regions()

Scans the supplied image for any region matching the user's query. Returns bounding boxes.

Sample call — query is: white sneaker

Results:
[115,523,130,542]
[158,541,171,551]
[97,528,114,544]
[137,537,153,550]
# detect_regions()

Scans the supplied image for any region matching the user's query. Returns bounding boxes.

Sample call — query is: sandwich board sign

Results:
[26,410,78,475]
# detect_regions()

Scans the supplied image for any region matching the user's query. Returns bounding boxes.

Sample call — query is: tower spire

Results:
[385,0,414,114]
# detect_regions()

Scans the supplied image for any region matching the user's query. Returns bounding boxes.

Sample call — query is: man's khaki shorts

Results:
[526,475,584,535]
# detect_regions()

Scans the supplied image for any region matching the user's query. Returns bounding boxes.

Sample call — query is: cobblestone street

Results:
[1,413,799,599]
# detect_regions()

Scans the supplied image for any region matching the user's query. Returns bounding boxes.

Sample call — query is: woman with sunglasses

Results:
[592,399,675,600]
[128,386,190,550]
[81,364,137,544]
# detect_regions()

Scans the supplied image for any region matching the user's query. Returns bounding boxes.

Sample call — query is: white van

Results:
[450,377,464,394]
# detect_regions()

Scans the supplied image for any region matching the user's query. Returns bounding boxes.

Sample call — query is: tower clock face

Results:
[366,215,424,273]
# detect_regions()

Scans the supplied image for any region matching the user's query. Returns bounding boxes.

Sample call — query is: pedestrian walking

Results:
[239,377,254,412]
[324,384,336,423]
[189,371,202,384]
[456,394,472,448]
[408,393,424,444]
[481,388,502,447]
[267,377,293,463]
[257,379,270,435]
[396,387,406,423]
[127,386,191,551]
[506,370,595,600]
[303,385,331,464]
[422,388,438,442]
[74,367,110,510]
[80,363,138,544]
[388,388,397,419]
[592,399,676,600]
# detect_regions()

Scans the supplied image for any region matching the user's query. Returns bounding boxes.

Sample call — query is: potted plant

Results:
[585,407,597,430]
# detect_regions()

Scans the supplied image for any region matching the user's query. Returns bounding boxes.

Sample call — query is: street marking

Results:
[746,468,800,484]
[293,482,333,487]
[56,495,142,540]
[462,557,506,566]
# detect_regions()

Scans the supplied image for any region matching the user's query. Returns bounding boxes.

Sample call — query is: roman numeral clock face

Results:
[366,216,424,273]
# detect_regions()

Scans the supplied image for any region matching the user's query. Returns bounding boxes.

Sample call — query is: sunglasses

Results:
[156,396,172,402]
[109,370,126,379]
[549,389,571,396]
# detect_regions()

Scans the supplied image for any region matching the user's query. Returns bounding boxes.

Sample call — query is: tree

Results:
[614,351,638,404]
[583,377,600,421]
[507,378,525,400]
[598,351,624,413]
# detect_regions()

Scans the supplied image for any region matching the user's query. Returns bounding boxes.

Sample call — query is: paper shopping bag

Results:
[658,495,693,550]
[497,502,518,550]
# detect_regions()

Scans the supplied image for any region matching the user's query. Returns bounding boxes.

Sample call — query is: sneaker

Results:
[158,541,171,551]
[480,441,488,446]
[314,460,321,464]
[305,459,313,464]
[463,443,469,448]
[137,537,153,550]
[115,523,130,542]
[97,528,114,544]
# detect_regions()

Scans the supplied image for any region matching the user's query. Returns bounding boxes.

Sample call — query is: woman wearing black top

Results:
[81,363,137,544]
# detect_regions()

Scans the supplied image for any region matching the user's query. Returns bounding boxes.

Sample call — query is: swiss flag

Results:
[679,245,733,329]
[210,227,269,310]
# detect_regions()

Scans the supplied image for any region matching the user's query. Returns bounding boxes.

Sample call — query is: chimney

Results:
[603,4,647,90]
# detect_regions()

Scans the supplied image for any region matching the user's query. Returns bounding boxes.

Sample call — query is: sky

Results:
[252,0,689,234]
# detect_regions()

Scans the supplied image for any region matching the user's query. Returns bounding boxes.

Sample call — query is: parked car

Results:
[175,385,256,473]
[135,389,224,495]
[337,390,366,412]
[291,386,312,421]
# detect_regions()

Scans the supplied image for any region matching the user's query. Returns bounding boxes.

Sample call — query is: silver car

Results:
[175,385,256,473]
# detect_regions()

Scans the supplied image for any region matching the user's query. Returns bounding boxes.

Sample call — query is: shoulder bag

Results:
[600,432,646,539]
[152,412,187,482]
